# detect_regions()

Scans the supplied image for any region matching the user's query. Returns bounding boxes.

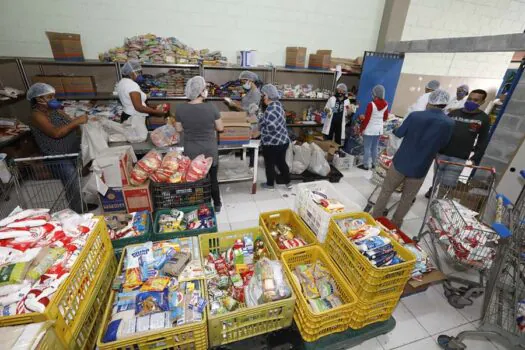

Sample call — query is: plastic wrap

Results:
[291,143,312,175]
[308,143,330,176]
[186,155,212,183]
[151,125,179,148]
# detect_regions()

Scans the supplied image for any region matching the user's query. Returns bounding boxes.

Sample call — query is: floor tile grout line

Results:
[388,335,435,350]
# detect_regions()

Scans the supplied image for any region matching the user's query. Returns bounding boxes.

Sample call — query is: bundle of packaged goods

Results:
[157,204,215,233]
[62,100,123,122]
[104,211,150,242]
[275,84,331,99]
[0,208,98,316]
[208,79,263,99]
[99,33,227,65]
[337,217,405,267]
[138,69,195,97]
[330,56,363,74]
[267,223,308,250]
[130,150,212,185]
[310,191,346,214]
[102,240,205,343]
[203,236,292,315]
[429,199,499,270]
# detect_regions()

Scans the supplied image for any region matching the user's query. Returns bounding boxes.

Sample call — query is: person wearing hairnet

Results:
[117,60,168,123]
[357,85,389,170]
[258,84,291,190]
[175,76,224,212]
[322,83,353,145]
[27,82,96,213]
[225,70,262,112]
[406,79,440,115]
[444,84,469,114]
[371,89,454,227]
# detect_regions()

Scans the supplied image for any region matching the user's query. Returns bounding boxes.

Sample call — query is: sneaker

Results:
[285,183,293,190]
[357,164,369,171]
[215,204,222,213]
[261,182,275,190]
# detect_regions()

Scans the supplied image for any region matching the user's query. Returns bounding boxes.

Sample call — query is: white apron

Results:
[363,101,387,136]
[322,96,351,141]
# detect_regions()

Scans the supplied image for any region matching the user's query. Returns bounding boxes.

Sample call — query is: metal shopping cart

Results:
[437,171,525,349]
[0,153,84,217]
[417,161,500,308]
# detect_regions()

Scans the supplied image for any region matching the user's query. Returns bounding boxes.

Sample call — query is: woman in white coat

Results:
[358,85,389,170]
[323,83,353,146]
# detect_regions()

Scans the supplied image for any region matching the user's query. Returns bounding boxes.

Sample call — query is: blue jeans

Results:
[47,159,83,213]
[363,135,380,168]
[433,154,466,187]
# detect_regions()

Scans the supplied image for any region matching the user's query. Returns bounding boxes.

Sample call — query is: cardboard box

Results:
[313,140,340,155]
[285,47,307,68]
[99,187,126,213]
[220,112,251,145]
[94,146,136,187]
[402,270,447,297]
[31,76,66,97]
[123,181,153,213]
[46,31,84,62]
[316,49,332,57]
[62,76,96,96]
[308,54,331,70]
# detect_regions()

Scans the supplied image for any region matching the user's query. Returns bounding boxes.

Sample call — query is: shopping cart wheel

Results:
[437,335,467,349]
[447,294,473,309]
[364,203,372,212]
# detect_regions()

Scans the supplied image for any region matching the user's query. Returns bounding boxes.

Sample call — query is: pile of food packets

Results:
[158,205,215,233]
[0,208,98,316]
[310,191,345,214]
[203,236,291,315]
[104,211,149,241]
[268,223,308,250]
[292,261,343,313]
[338,218,404,268]
[99,33,227,65]
[103,240,203,342]
[275,84,331,99]
[138,69,196,97]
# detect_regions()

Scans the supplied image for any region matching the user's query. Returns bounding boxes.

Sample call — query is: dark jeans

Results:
[325,114,343,145]
[48,159,83,213]
[209,165,221,206]
[263,143,290,186]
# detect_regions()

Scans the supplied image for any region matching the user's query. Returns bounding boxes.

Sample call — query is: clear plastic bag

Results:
[151,124,179,147]
[291,143,312,174]
[308,143,330,176]
[186,155,213,183]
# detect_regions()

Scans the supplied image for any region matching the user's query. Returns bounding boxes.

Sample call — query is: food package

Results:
[185,155,212,183]
[151,124,179,148]
[130,150,162,185]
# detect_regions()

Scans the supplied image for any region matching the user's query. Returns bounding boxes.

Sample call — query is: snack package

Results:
[130,167,149,186]
[177,156,191,181]
[151,125,179,148]
[141,277,170,292]
[135,290,169,316]
[126,242,154,269]
[26,247,66,281]
[136,150,162,174]
[0,262,31,287]
[354,236,390,252]
[185,155,212,183]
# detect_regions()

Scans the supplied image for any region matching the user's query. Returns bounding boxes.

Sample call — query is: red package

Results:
[186,155,213,183]
[130,167,149,185]
[136,150,162,174]
[178,156,191,181]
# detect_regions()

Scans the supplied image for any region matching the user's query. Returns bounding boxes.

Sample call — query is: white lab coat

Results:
[322,97,352,141]
[444,96,467,114]
[405,92,431,117]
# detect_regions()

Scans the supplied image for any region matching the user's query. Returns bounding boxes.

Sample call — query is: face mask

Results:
[243,82,251,90]
[135,74,145,83]
[457,91,467,99]
[464,100,479,112]
[47,99,62,110]
[201,90,208,99]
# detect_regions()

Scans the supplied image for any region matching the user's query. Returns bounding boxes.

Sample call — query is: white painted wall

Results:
[400,0,525,78]
[0,0,385,65]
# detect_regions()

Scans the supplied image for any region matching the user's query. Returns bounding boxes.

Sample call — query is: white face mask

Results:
[243,82,251,90]
[201,90,208,99]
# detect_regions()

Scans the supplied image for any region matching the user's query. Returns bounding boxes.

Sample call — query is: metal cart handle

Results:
[436,160,496,173]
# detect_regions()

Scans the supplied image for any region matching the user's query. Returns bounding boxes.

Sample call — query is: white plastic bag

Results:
[125,115,148,143]
[151,124,179,147]
[308,143,330,176]
[81,121,108,164]
[291,143,312,174]
[285,143,294,170]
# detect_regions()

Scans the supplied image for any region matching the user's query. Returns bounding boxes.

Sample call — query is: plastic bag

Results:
[137,150,162,173]
[186,155,213,183]
[124,115,148,143]
[308,143,330,176]
[81,121,109,164]
[291,143,312,174]
[285,143,293,170]
[151,125,179,148]
[177,156,192,182]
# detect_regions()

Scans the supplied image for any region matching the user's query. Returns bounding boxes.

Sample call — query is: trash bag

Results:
[308,143,330,176]
[291,143,312,174]
[285,143,294,170]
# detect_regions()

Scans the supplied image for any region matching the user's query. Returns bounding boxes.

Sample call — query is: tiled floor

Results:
[216,158,508,349]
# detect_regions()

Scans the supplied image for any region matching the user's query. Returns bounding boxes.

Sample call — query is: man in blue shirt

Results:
[372,89,454,227]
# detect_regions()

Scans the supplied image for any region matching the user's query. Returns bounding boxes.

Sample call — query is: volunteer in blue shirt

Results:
[258,84,291,190]
[372,89,454,227]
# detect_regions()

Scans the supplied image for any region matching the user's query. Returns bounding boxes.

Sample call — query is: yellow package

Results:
[141,277,171,292]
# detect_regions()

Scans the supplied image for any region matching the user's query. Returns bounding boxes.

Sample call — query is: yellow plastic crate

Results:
[259,209,318,257]
[199,227,296,347]
[37,325,65,350]
[324,213,416,302]
[280,245,358,342]
[97,245,208,350]
[0,217,114,346]
[348,296,399,330]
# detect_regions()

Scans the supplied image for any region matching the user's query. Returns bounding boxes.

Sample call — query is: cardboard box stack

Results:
[285,47,307,69]
[219,111,251,145]
[46,31,84,62]
[308,50,332,70]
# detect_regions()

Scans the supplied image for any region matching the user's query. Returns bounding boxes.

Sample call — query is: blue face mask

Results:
[464,100,479,112]
[47,99,62,110]
[135,74,145,84]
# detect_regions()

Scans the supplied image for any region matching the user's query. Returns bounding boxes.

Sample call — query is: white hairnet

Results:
[239,71,259,82]
[185,76,206,100]
[458,84,469,93]
[372,85,385,99]
[426,80,440,90]
[121,60,142,76]
[26,83,55,100]
[336,83,348,93]
[428,89,450,105]
[261,84,279,101]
